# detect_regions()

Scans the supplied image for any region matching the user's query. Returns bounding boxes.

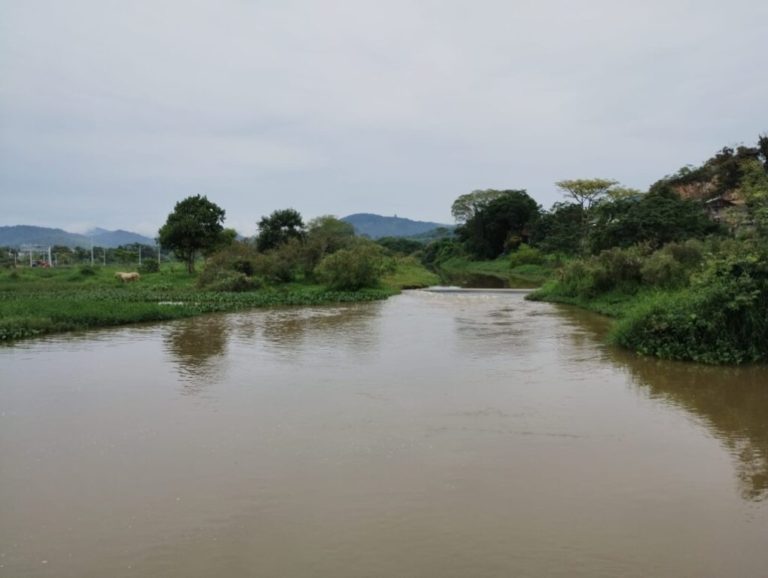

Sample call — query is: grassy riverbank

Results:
[0,261,437,342]
[528,241,768,364]
[435,256,553,286]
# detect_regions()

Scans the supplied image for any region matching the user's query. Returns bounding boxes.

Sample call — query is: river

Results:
[1,290,767,577]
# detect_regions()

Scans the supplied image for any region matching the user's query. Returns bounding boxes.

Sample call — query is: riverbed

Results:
[1,290,767,577]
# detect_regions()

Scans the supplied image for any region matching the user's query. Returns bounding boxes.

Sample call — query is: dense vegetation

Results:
[422,135,768,364]
[4,134,768,363]
[0,205,439,342]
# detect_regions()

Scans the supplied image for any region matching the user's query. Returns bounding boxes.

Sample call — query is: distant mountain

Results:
[86,228,155,247]
[0,225,154,248]
[342,213,454,240]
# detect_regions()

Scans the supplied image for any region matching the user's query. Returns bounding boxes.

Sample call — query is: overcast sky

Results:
[1,0,766,236]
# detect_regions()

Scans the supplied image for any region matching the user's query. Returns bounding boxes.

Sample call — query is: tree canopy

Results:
[158,195,226,273]
[589,189,720,251]
[555,178,618,211]
[255,208,306,252]
[456,190,540,259]
[451,189,509,223]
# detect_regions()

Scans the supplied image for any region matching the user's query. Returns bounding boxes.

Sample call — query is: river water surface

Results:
[2,291,768,577]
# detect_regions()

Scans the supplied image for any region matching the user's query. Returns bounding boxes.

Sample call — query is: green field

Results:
[0,261,437,342]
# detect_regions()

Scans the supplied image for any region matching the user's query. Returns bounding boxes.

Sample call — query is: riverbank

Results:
[0,260,437,342]
[434,256,552,287]
[527,242,768,365]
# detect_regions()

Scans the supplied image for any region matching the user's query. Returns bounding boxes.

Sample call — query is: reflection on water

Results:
[628,359,768,502]
[2,292,768,578]
[556,304,768,502]
[164,316,230,388]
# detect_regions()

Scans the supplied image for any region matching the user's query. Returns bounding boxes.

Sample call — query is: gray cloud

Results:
[1,0,766,236]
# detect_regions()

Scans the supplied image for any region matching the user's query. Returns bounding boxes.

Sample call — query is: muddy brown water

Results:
[1,291,768,577]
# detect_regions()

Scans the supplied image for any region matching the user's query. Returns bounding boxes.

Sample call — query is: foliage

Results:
[380,256,440,289]
[139,260,160,274]
[302,215,356,273]
[199,271,260,292]
[315,241,393,290]
[456,190,540,259]
[639,240,704,288]
[421,238,464,267]
[612,248,768,363]
[0,265,395,342]
[740,158,768,236]
[507,244,545,268]
[79,265,98,276]
[555,178,618,211]
[650,136,768,198]
[377,237,423,255]
[158,195,226,273]
[197,242,263,291]
[529,202,584,255]
[589,189,720,252]
[255,208,306,252]
[451,189,509,223]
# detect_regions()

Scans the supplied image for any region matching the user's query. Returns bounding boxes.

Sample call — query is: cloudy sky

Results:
[1,0,766,236]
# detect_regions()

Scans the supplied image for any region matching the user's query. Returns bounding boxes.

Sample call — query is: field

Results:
[0,262,433,342]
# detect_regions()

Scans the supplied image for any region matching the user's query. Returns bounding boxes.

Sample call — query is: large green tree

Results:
[457,190,540,259]
[158,195,226,273]
[451,189,509,223]
[303,215,355,272]
[589,189,720,252]
[530,202,585,255]
[255,208,306,252]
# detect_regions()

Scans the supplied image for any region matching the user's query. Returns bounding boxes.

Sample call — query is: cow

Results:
[115,272,141,283]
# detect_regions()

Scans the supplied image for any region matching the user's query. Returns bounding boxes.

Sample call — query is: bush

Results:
[508,244,545,268]
[139,260,160,274]
[613,250,768,363]
[315,242,392,290]
[79,265,98,276]
[421,238,463,267]
[199,271,261,292]
[198,242,262,290]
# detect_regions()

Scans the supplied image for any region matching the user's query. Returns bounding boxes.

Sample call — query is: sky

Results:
[1,0,766,237]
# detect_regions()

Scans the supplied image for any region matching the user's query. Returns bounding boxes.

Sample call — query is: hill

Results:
[87,228,155,247]
[342,213,453,239]
[0,225,154,248]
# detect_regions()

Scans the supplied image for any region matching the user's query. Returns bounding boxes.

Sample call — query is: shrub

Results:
[199,271,261,292]
[79,265,97,276]
[139,260,160,274]
[613,250,768,363]
[508,244,545,268]
[315,242,392,290]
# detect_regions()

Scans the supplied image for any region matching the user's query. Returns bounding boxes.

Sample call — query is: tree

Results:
[589,189,720,252]
[555,178,618,211]
[315,240,391,290]
[529,202,585,255]
[451,189,509,223]
[303,215,356,272]
[456,190,540,259]
[255,208,306,252]
[158,195,226,273]
[740,158,768,236]
[555,178,619,253]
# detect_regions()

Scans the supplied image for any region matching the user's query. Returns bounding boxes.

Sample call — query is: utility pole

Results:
[138,246,142,266]
[48,246,52,267]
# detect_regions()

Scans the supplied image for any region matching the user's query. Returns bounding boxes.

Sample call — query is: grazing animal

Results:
[115,271,141,283]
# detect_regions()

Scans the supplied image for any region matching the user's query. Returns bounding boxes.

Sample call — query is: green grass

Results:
[0,264,400,342]
[527,281,650,318]
[436,256,553,286]
[381,256,441,289]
